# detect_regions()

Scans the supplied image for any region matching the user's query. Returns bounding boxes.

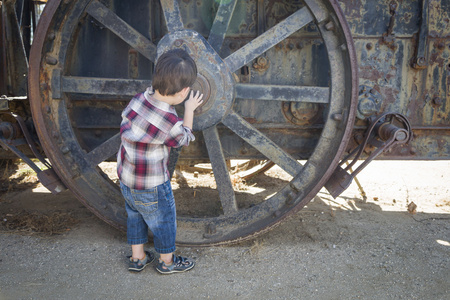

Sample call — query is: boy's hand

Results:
[184,90,204,112]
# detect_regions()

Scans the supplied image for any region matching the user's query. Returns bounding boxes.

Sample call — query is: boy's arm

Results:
[183,90,203,129]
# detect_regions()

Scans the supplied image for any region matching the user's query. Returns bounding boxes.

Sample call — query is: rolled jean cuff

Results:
[155,245,176,254]
[127,238,148,245]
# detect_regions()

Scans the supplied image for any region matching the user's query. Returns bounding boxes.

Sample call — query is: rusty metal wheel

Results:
[29,0,358,245]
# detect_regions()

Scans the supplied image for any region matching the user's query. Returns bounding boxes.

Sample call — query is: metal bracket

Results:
[382,1,398,47]
[0,112,67,194]
[412,0,429,69]
[325,113,412,198]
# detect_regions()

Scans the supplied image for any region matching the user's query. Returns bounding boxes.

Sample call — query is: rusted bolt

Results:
[206,224,216,235]
[0,123,14,140]
[432,97,442,106]
[289,183,299,193]
[45,105,51,113]
[325,21,335,31]
[366,43,373,50]
[436,42,445,50]
[288,43,295,50]
[174,39,183,47]
[257,57,267,67]
[47,32,56,41]
[273,210,281,217]
[61,146,70,154]
[275,43,283,50]
[296,42,303,49]
[416,56,426,66]
[332,113,343,121]
[229,42,238,50]
[389,1,398,13]
[410,147,417,155]
[46,55,58,65]
[355,133,364,143]
[286,191,297,205]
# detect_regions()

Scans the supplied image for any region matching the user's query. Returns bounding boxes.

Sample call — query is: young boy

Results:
[117,49,203,274]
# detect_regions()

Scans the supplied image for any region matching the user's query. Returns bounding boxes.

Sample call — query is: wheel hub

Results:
[191,73,211,108]
[157,30,235,131]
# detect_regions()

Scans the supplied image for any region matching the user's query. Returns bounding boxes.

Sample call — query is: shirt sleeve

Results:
[165,120,195,148]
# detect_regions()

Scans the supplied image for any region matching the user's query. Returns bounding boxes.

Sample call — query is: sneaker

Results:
[128,251,155,272]
[156,255,195,274]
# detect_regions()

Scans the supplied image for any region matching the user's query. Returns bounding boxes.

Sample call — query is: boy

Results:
[117,49,203,274]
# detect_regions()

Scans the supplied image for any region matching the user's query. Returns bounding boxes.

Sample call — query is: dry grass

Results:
[0,159,40,196]
[242,239,265,257]
[230,174,248,191]
[0,211,79,235]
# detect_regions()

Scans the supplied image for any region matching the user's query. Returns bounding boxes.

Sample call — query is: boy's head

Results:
[152,49,197,96]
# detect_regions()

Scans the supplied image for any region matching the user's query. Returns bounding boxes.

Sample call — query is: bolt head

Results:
[432,97,442,106]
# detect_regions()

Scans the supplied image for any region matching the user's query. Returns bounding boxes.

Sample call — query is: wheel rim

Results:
[29,0,358,245]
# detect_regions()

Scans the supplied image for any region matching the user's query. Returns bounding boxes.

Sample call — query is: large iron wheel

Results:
[29,0,358,245]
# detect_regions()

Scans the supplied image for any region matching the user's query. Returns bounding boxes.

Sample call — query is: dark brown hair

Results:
[152,49,197,96]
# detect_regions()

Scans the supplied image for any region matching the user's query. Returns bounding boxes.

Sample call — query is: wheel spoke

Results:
[203,126,238,215]
[222,111,302,177]
[207,0,238,54]
[86,0,157,62]
[60,76,150,96]
[160,0,184,32]
[235,83,329,103]
[87,133,120,166]
[224,7,314,72]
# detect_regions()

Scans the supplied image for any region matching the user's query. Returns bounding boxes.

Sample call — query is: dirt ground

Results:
[0,160,449,299]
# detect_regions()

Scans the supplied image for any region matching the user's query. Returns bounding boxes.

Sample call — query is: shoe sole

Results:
[129,264,149,272]
[156,262,195,274]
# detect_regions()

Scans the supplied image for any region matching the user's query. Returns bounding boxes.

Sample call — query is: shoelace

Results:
[174,256,190,267]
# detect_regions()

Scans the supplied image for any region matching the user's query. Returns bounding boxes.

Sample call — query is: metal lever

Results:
[0,113,67,194]
[412,0,429,69]
[325,113,412,198]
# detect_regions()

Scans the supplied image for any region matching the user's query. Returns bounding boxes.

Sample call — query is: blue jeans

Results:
[120,181,177,254]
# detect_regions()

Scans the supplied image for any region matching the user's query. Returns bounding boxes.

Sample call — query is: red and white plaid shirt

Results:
[117,88,195,190]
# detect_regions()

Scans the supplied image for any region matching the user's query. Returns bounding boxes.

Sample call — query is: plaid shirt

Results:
[117,88,195,190]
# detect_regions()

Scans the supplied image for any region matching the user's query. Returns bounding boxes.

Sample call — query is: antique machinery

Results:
[1,0,449,245]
